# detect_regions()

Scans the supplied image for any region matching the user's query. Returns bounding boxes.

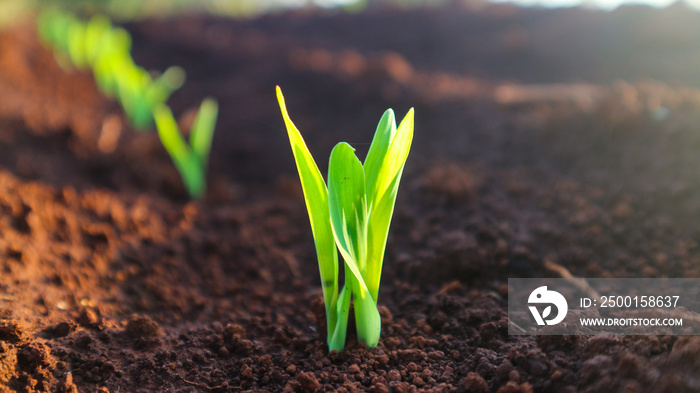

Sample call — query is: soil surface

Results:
[0,3,700,392]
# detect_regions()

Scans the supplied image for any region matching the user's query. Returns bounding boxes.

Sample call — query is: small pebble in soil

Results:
[223,323,246,340]
[46,322,75,338]
[461,372,489,393]
[77,308,98,326]
[387,370,401,382]
[551,370,563,380]
[409,336,426,347]
[412,376,425,386]
[234,339,255,355]
[296,371,321,392]
[260,354,273,366]
[240,364,253,379]
[384,337,400,349]
[217,346,229,357]
[125,315,161,338]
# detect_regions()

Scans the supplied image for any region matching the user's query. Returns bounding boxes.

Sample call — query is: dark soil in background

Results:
[0,2,700,392]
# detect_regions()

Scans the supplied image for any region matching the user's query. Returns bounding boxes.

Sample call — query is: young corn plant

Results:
[153,98,219,199]
[37,9,184,130]
[38,9,215,199]
[116,60,185,130]
[276,86,414,351]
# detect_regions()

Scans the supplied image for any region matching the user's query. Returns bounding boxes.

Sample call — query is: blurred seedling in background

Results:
[153,98,218,200]
[37,8,217,199]
[38,9,184,130]
[276,86,414,352]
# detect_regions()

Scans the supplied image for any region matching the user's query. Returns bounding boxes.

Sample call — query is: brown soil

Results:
[0,3,700,392]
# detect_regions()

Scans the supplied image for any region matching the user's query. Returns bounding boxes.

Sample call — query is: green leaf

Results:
[364,109,414,301]
[94,55,118,97]
[37,9,62,46]
[276,86,339,341]
[110,28,132,54]
[364,109,396,209]
[365,169,403,301]
[371,109,414,209]
[161,66,186,91]
[153,104,189,165]
[328,142,381,348]
[349,272,381,348]
[328,277,351,352]
[153,104,204,199]
[84,15,111,66]
[190,97,218,171]
[67,21,87,69]
[116,61,153,130]
[48,12,73,54]
[147,66,185,108]
[328,142,367,273]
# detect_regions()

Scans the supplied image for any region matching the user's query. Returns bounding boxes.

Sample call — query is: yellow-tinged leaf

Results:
[364,109,414,301]
[276,86,340,342]
[364,109,396,208]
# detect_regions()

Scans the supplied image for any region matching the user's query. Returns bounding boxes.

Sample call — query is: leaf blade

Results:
[328,142,367,272]
[328,278,352,352]
[349,271,381,348]
[328,143,382,350]
[153,104,204,198]
[276,87,339,340]
[190,97,218,171]
[364,109,414,301]
[371,108,414,208]
[364,109,396,206]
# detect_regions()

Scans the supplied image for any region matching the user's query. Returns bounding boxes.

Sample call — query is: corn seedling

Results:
[37,9,183,130]
[153,98,219,199]
[38,9,216,199]
[276,86,414,351]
